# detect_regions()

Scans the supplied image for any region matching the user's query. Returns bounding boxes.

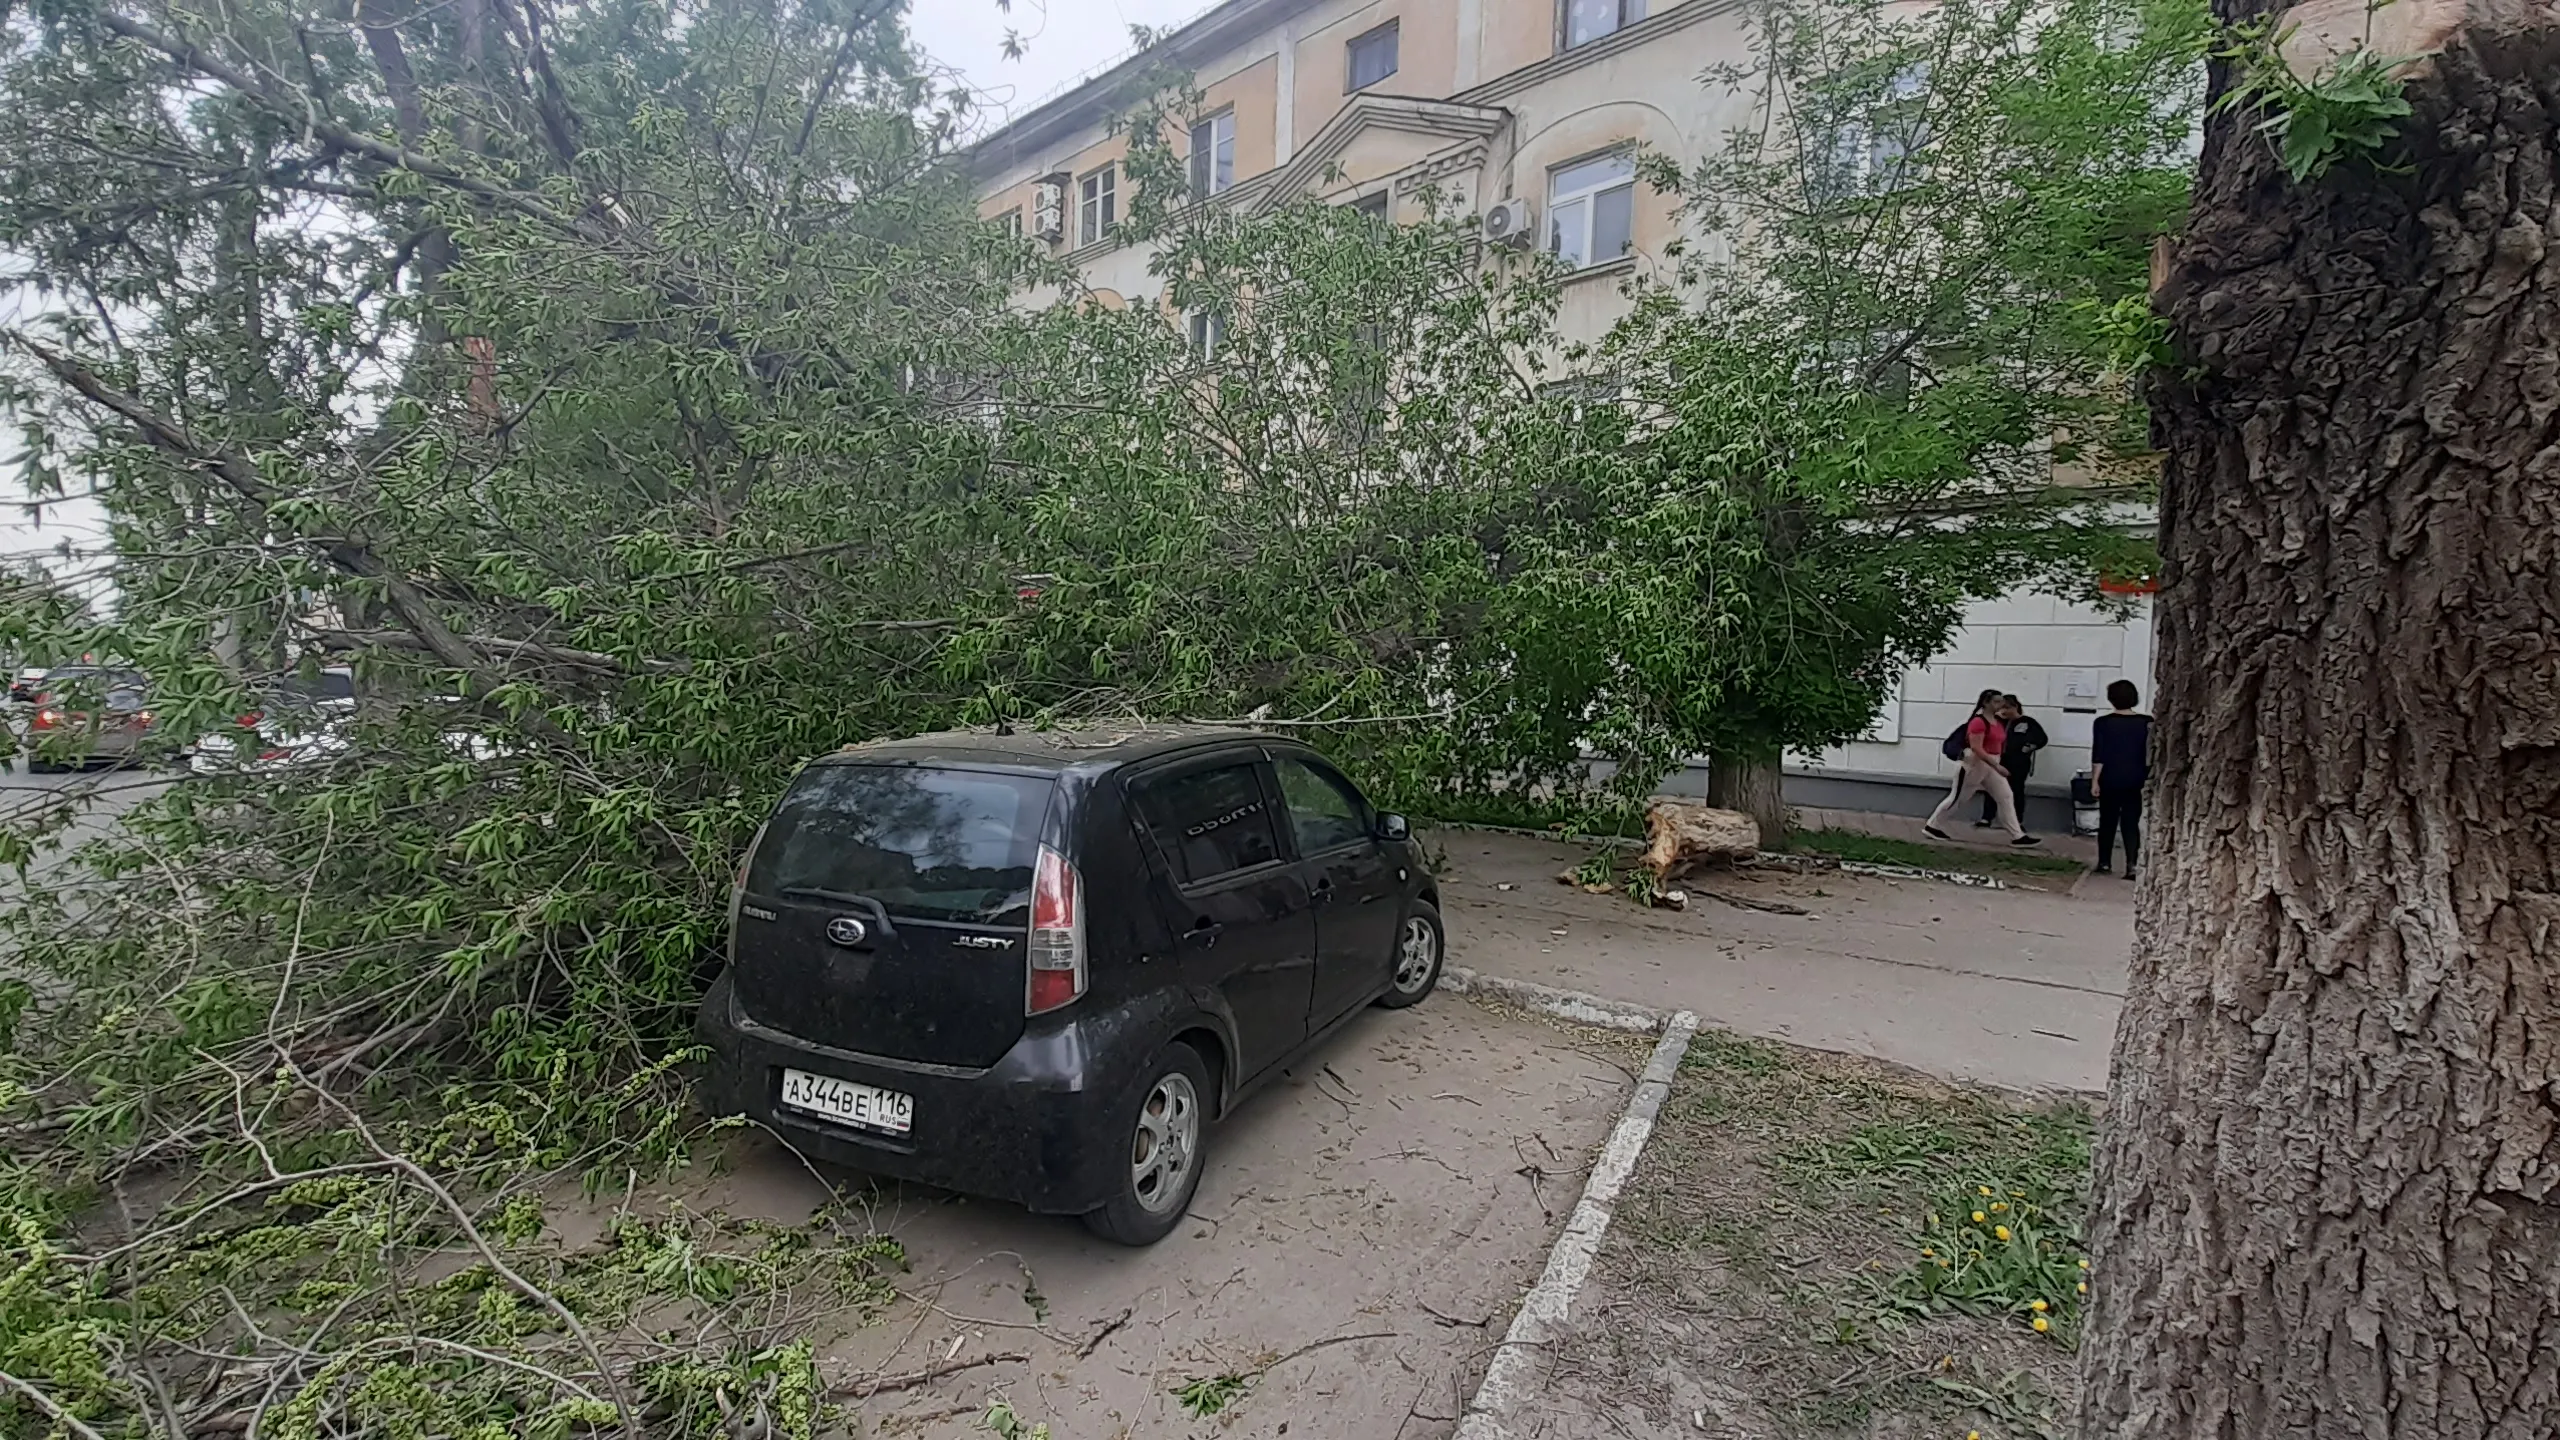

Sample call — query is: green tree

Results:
[1523,0,2205,838]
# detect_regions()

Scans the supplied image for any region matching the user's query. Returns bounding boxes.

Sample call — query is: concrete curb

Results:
[1449,995,1701,1440]
[1426,820,2021,892]
[1439,965,1667,1033]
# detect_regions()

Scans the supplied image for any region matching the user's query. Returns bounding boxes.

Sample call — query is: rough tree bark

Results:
[1705,743,1790,845]
[2078,5,2560,1437]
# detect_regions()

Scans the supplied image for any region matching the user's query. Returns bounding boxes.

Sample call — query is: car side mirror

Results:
[1378,812,1411,842]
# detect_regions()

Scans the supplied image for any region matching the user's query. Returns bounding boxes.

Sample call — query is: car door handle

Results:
[1310,877,1335,906]
[1182,919,1224,948]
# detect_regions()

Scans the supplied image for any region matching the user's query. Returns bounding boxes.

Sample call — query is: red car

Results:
[21,667,155,772]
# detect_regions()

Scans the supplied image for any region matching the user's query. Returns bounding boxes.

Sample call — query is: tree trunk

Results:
[2077,13,2560,1439]
[1705,743,1789,846]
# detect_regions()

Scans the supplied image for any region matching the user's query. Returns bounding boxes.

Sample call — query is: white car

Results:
[189,672,516,775]
[187,671,357,774]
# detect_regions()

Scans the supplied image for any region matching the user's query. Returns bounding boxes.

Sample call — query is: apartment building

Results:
[970,0,2158,824]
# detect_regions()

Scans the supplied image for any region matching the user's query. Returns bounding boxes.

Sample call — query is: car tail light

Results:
[1026,844,1086,1015]
[32,708,60,729]
[237,711,263,728]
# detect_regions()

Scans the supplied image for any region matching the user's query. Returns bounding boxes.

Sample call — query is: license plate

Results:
[779,1068,913,1136]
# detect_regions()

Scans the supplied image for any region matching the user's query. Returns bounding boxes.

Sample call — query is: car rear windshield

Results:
[748,764,1052,925]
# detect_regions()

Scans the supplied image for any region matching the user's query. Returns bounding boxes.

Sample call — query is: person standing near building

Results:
[1978,694,2047,832]
[1927,689,2038,845]
[2089,679,2150,878]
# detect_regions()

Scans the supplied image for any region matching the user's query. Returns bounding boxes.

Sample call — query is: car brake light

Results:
[238,711,263,727]
[32,708,60,729]
[1026,845,1086,1015]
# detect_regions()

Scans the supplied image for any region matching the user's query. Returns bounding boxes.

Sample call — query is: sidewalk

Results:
[1794,803,2107,872]
[1432,828,2132,1094]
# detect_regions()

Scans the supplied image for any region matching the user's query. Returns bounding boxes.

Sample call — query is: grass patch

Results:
[1552,1031,2094,1439]
[1791,827,2085,878]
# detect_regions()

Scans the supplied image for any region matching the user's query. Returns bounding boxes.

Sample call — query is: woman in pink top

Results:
[1927,688,2038,845]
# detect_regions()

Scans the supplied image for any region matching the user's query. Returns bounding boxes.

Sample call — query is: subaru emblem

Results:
[825,916,869,947]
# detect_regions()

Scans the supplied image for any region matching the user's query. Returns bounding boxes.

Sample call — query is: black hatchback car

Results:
[695,726,1445,1245]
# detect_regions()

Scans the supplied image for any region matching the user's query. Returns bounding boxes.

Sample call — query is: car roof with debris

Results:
[814,723,1284,773]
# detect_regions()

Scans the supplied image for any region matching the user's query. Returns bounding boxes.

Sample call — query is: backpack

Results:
[1942,723,1969,762]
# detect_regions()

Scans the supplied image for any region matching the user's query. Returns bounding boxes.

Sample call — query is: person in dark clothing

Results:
[2089,679,2151,878]
[1977,695,2046,833]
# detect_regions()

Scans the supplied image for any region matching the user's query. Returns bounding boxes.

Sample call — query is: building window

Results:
[1819,66,1930,199]
[1077,164,1116,247]
[1347,20,1399,91]
[1547,152,1635,269]
[1190,111,1236,199]
[1562,0,1645,49]
[1188,310,1228,359]
[1351,191,1390,221]
[996,208,1023,238]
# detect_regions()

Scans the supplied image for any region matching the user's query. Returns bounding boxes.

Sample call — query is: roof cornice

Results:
[970,0,1325,183]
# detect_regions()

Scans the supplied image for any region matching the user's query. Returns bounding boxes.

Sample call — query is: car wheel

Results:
[1082,1044,1211,1247]
[1375,902,1445,1010]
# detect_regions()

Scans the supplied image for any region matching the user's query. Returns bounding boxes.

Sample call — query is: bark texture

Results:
[2079,16,2560,1440]
[1705,745,1790,846]
[1640,799,1763,882]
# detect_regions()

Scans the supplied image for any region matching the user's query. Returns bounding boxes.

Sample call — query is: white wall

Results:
[1796,591,2156,789]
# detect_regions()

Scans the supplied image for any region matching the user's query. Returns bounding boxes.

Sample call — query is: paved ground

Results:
[1432,829,2132,1094]
[570,996,1641,1439]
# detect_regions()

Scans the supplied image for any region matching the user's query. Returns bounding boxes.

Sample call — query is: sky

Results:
[0,0,1200,580]
[909,0,1213,131]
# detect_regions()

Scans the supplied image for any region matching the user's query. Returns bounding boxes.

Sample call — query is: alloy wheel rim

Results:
[1130,1071,1200,1215]
[1394,916,1438,993]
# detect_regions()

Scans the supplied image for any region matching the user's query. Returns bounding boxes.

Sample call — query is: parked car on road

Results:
[19,667,156,772]
[187,669,358,774]
[694,726,1445,1245]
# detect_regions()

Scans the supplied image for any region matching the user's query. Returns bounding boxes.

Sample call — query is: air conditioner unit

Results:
[1482,197,1534,248]
[1032,172,1070,243]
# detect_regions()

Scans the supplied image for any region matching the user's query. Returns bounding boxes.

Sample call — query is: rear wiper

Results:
[780,885,879,907]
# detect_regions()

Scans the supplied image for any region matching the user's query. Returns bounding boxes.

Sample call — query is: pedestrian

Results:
[2089,679,2150,878]
[1926,689,2038,845]
[1977,694,2046,832]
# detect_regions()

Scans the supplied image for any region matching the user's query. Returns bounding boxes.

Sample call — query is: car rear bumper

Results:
[693,970,1128,1216]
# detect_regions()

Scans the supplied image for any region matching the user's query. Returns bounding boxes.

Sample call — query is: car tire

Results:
[1375,901,1445,1010]
[1082,1043,1212,1247]
[26,756,60,775]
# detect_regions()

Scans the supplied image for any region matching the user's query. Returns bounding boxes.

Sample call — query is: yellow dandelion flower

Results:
[1995,1225,2012,1241]
[2079,1258,2090,1269]
[2011,1190,2026,1199]
[2077,1281,2088,1294]
[2030,1299,2049,1312]
[1971,1210,1987,1223]
[1921,1247,1935,1258]
[1990,1201,2008,1212]
[2033,1316,2051,1333]
[1977,1186,1993,1197]
[1969,1432,1982,1440]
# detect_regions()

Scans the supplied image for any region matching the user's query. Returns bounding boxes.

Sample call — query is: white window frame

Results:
[1190,110,1237,199]
[1560,0,1645,51]
[996,208,1023,238]
[1346,20,1399,91]
[1546,151,1637,270]
[1077,164,1117,247]
[1188,309,1228,360]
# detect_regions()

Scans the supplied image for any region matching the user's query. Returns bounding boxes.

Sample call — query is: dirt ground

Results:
[554,995,1644,1439]
[1429,828,2132,1094]
[1536,1032,2093,1440]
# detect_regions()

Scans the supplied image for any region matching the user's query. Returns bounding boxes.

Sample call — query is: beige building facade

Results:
[970,0,2158,822]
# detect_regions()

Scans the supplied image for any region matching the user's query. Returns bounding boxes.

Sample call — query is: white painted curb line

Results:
[1451,998,1701,1440]
[1439,965,1667,1033]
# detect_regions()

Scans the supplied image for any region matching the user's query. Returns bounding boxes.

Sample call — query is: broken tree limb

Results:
[829,1350,1028,1399]
[310,628,689,674]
